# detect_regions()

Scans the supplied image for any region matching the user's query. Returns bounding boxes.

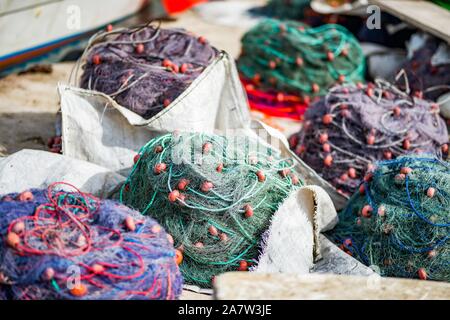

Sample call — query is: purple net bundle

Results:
[398,35,450,101]
[289,80,449,196]
[0,183,182,300]
[78,23,218,119]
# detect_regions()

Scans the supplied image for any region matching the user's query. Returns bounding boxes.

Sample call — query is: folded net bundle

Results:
[398,36,450,101]
[328,155,450,282]
[251,0,311,20]
[0,183,182,300]
[289,80,449,196]
[238,19,365,119]
[119,132,302,287]
[78,23,218,119]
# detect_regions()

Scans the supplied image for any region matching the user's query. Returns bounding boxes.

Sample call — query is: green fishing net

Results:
[329,155,450,282]
[258,0,311,19]
[238,18,365,99]
[119,132,302,287]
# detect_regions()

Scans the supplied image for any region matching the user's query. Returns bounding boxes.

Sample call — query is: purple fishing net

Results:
[398,36,450,101]
[289,80,449,196]
[79,23,218,119]
[0,183,183,300]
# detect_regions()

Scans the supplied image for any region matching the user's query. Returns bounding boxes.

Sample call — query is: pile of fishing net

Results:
[238,19,365,119]
[328,155,449,282]
[0,183,182,300]
[78,23,218,119]
[289,80,449,196]
[119,132,302,287]
[397,34,450,101]
[251,0,311,20]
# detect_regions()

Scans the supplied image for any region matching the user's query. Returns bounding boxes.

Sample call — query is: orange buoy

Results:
[70,283,88,297]
[135,43,145,54]
[42,267,55,281]
[12,221,25,234]
[256,170,266,182]
[361,205,372,218]
[426,187,436,198]
[168,190,180,202]
[177,179,189,191]
[324,155,333,167]
[18,191,33,202]
[175,249,183,265]
[201,181,213,192]
[244,204,254,218]
[92,54,101,65]
[219,233,228,242]
[92,264,105,274]
[154,163,167,174]
[417,268,427,280]
[125,216,136,231]
[238,260,248,271]
[6,232,20,248]
[208,225,218,236]
[322,114,333,125]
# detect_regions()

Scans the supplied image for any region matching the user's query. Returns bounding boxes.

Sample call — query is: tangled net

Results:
[251,0,311,19]
[0,183,182,300]
[328,155,450,282]
[289,80,449,196]
[78,22,218,119]
[119,132,301,287]
[398,36,450,101]
[238,19,364,118]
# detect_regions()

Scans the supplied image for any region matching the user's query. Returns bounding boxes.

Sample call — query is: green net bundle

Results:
[253,0,311,20]
[119,132,302,287]
[329,155,449,282]
[238,18,365,100]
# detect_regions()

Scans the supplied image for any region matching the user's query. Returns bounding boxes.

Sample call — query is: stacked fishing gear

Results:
[251,0,311,20]
[398,35,450,101]
[328,155,450,282]
[289,80,449,196]
[0,183,182,300]
[119,132,301,287]
[238,19,365,119]
[78,23,218,119]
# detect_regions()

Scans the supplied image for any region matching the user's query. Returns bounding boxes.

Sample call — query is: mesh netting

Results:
[289,80,449,196]
[251,0,311,20]
[119,132,302,288]
[237,19,365,101]
[0,183,182,300]
[397,37,450,101]
[78,22,218,119]
[241,78,308,120]
[328,155,449,282]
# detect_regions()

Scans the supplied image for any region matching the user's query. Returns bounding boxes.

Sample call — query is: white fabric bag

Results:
[60,52,251,172]
[0,149,124,197]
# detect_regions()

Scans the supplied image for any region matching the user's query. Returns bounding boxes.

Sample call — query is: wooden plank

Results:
[214,272,450,300]
[370,0,450,43]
